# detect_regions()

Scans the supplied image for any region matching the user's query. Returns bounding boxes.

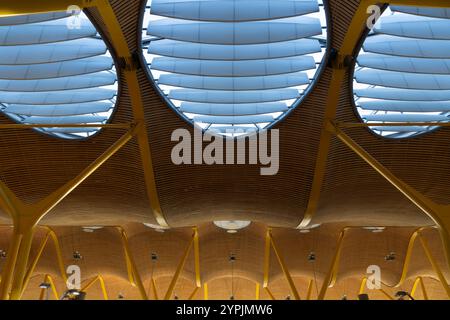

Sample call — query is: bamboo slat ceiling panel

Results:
[0,0,448,228]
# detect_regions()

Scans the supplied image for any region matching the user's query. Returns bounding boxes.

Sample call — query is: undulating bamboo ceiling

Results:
[0,0,449,300]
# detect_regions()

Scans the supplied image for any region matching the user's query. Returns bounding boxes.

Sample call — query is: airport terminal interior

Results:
[0,0,450,300]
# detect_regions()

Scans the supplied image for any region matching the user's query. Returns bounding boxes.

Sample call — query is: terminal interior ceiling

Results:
[0,0,450,300]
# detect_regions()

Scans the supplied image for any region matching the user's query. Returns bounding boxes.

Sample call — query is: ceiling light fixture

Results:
[363,227,386,233]
[395,291,414,300]
[384,252,396,261]
[73,251,83,260]
[214,221,251,233]
[39,283,51,289]
[82,226,103,233]
[61,289,86,300]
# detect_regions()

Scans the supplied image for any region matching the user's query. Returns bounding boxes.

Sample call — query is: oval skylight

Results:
[353,6,450,138]
[142,0,327,136]
[0,10,118,139]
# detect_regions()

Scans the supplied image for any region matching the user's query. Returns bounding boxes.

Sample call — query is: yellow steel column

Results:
[0,125,135,298]
[81,275,109,300]
[391,227,431,287]
[330,122,450,274]
[306,279,314,300]
[360,276,397,300]
[264,287,276,300]
[0,181,24,300]
[359,277,367,295]
[418,277,429,300]
[299,67,346,228]
[46,228,68,283]
[203,283,208,300]
[317,229,347,300]
[411,277,429,300]
[255,283,260,300]
[0,181,21,217]
[297,0,379,229]
[151,278,159,300]
[164,229,195,300]
[95,0,169,228]
[9,226,35,300]
[10,226,73,299]
[188,287,199,300]
[47,275,59,300]
[81,276,99,292]
[379,288,394,300]
[116,227,148,300]
[269,229,301,300]
[20,232,50,298]
[410,278,420,299]
[263,229,271,290]
[419,235,450,298]
[299,0,450,229]
[0,0,93,17]
[193,228,201,289]
[0,231,23,299]
[34,127,137,217]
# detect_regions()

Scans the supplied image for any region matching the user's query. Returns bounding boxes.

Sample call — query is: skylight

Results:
[142,0,327,136]
[0,10,118,139]
[353,6,450,138]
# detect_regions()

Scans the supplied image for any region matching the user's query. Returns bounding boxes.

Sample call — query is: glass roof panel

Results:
[0,11,118,139]
[353,6,450,138]
[142,0,327,136]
